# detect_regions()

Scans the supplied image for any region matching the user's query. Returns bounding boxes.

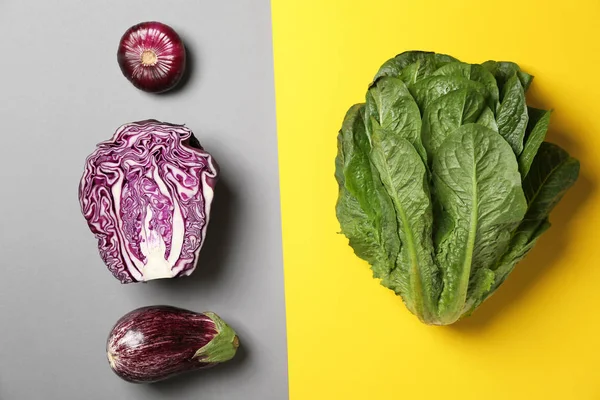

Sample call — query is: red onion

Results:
[117,21,187,93]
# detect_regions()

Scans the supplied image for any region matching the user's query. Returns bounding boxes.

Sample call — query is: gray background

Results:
[0,1,288,399]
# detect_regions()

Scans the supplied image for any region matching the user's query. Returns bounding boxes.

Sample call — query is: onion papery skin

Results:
[117,21,187,93]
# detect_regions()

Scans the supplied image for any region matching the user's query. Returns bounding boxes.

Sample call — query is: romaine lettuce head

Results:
[79,120,218,283]
[335,51,579,325]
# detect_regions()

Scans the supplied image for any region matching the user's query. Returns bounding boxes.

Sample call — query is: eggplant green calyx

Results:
[193,312,239,363]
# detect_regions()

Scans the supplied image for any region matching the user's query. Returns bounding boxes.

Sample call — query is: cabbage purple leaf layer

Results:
[79,120,218,283]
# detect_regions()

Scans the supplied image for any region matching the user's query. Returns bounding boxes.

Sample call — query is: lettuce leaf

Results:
[335,51,580,325]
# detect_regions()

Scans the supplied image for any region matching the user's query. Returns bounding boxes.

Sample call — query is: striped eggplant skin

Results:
[106,305,239,383]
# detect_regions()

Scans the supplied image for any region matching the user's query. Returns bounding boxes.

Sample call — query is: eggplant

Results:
[106,305,239,383]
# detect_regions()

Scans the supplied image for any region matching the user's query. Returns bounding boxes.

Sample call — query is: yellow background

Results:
[271,1,600,398]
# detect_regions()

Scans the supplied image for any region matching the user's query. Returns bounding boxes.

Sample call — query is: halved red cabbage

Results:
[79,120,219,283]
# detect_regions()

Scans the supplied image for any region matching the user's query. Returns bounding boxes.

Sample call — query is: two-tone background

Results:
[1,1,599,399]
